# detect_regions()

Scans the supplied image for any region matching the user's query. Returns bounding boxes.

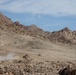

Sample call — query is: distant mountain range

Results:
[0,12,76,44]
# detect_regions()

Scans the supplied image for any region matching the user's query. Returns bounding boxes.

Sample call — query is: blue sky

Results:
[0,0,76,31]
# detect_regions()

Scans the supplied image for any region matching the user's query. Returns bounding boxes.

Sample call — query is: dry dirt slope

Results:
[0,31,76,75]
[0,12,76,75]
[0,32,76,75]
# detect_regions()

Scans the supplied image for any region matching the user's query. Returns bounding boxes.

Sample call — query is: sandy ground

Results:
[0,33,76,75]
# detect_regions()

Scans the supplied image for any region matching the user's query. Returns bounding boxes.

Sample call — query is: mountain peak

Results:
[30,24,39,28]
[63,27,70,30]
[60,27,72,33]
[28,24,41,30]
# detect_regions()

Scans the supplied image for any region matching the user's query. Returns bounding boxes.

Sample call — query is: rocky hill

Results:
[0,13,76,75]
[0,12,13,25]
[49,27,76,44]
[0,13,76,44]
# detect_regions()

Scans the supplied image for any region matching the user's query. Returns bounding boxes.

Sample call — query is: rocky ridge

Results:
[0,13,76,45]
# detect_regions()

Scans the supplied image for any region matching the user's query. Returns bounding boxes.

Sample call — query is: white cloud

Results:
[0,0,76,16]
[0,0,10,4]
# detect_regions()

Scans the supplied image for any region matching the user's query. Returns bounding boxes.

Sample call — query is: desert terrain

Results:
[0,13,76,75]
